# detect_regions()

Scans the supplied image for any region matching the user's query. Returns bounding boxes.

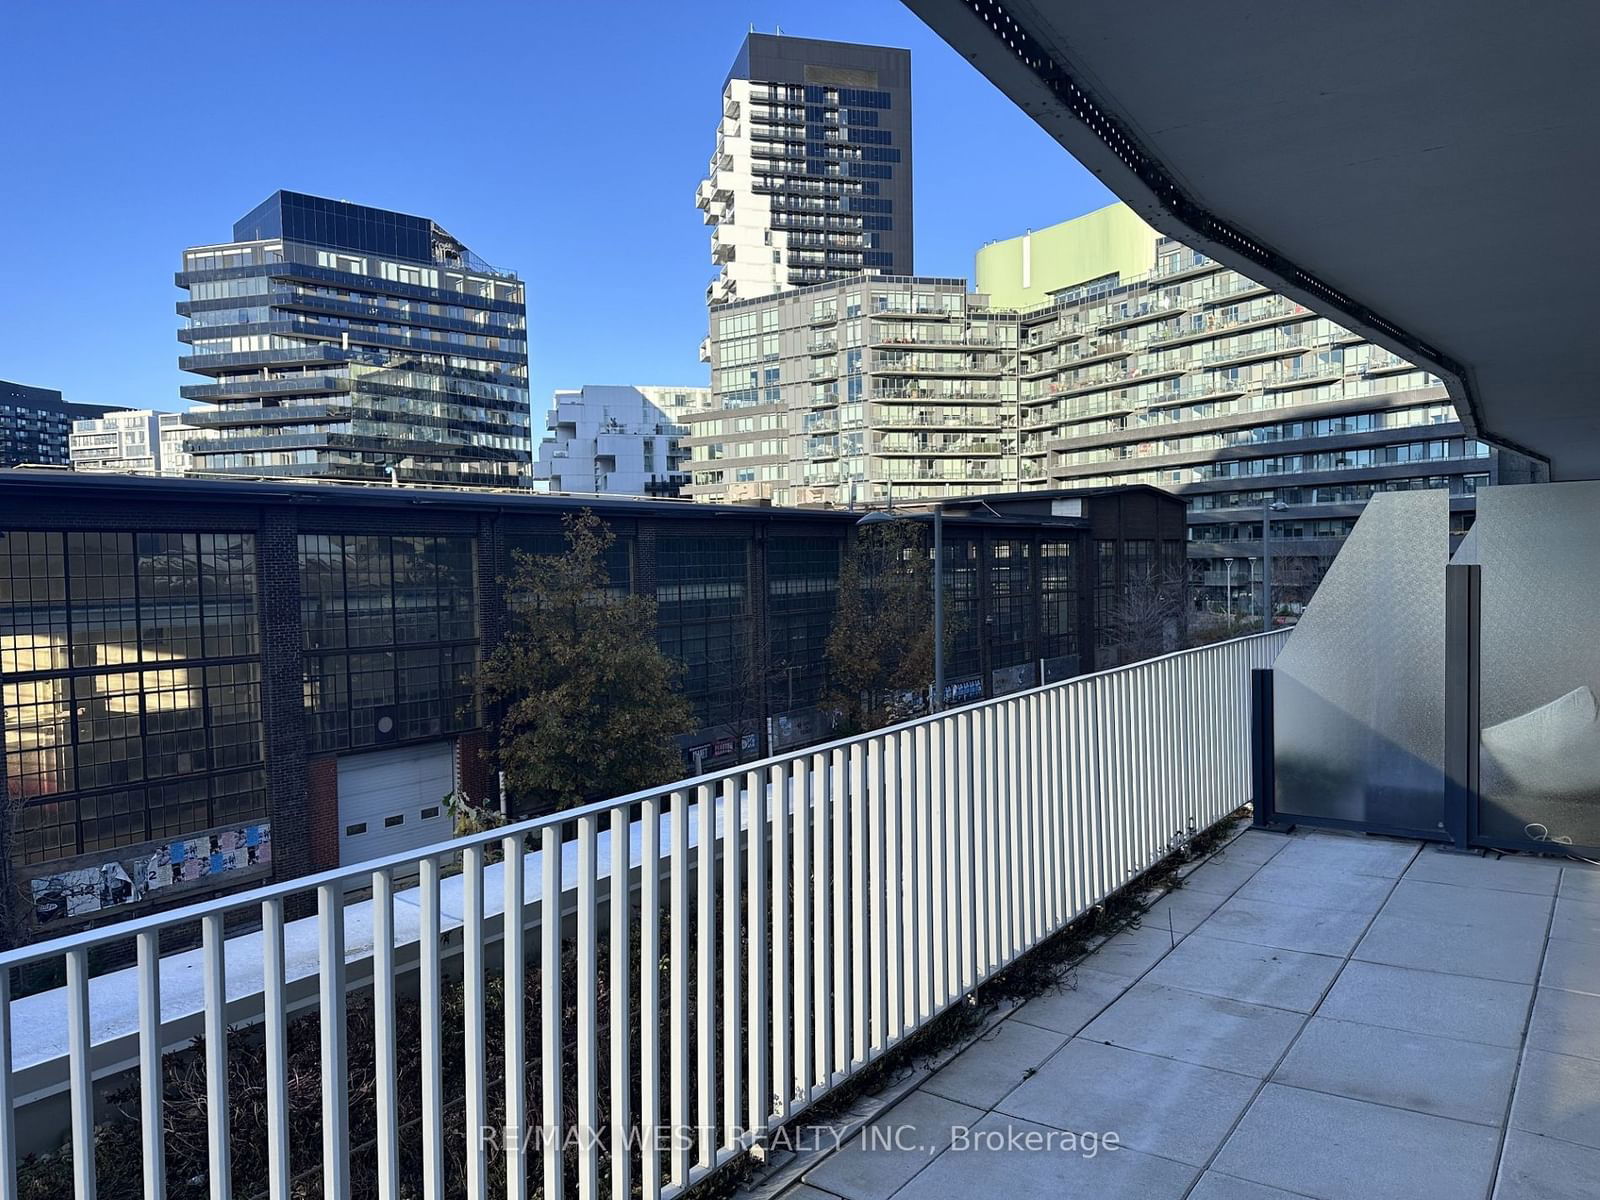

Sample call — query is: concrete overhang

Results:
[903,0,1600,478]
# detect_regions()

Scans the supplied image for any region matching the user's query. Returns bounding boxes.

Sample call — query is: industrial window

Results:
[0,527,264,863]
[943,537,982,680]
[767,535,843,710]
[1040,541,1079,660]
[297,533,479,753]
[988,540,1034,670]
[656,535,751,726]
[1094,540,1120,649]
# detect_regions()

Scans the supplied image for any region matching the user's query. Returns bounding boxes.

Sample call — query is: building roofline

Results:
[0,470,1172,525]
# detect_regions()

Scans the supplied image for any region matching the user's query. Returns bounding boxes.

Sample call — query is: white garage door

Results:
[337,742,455,868]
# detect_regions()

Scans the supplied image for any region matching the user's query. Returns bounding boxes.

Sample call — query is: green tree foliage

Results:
[481,510,695,813]
[823,519,939,734]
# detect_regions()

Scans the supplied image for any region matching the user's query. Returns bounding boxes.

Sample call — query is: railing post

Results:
[1443,563,1481,851]
[1250,667,1292,832]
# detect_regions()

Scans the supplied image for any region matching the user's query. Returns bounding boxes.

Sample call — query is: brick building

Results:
[0,471,1182,936]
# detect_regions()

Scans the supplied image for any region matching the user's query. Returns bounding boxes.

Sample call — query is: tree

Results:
[1269,550,1338,615]
[480,510,696,814]
[1106,563,1187,665]
[823,520,939,734]
[720,616,771,764]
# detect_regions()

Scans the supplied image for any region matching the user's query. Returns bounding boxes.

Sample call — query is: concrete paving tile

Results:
[1551,894,1600,943]
[1509,1047,1600,1150]
[997,1038,1258,1166]
[1011,966,1129,1036]
[1272,1016,1518,1126]
[1141,933,1342,1013]
[1381,878,1553,934]
[1493,1128,1600,1200]
[1235,862,1394,914]
[1188,1173,1320,1200]
[1213,830,1290,867]
[802,1090,982,1200]
[1209,825,1286,864]
[1181,856,1265,897]
[1138,888,1223,937]
[1081,924,1181,980]
[1270,833,1419,878]
[1403,848,1561,894]
[1353,909,1546,984]
[1079,981,1305,1078]
[1558,865,1600,901]
[1541,936,1600,997]
[1316,960,1533,1048]
[892,1111,1199,1200]
[1198,893,1373,957]
[1212,1083,1500,1200]
[923,1019,1068,1110]
[1527,986,1600,1062]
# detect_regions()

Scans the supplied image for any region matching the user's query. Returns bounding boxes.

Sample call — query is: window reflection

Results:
[297,533,478,752]
[0,528,264,864]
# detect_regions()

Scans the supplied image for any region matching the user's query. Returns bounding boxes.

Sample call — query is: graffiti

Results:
[29,822,272,925]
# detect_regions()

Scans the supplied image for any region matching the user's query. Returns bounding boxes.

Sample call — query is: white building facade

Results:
[534,385,710,497]
[69,410,197,475]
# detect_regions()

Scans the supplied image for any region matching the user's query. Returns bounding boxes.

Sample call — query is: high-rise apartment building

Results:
[534,385,711,497]
[696,34,913,308]
[684,276,1021,504]
[69,409,195,475]
[981,209,1540,610]
[0,381,116,468]
[684,204,1537,611]
[175,191,530,486]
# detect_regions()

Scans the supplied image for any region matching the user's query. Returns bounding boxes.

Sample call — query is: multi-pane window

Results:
[943,537,982,680]
[988,540,1034,670]
[506,530,632,598]
[0,529,265,864]
[1040,542,1079,660]
[656,536,751,725]
[297,533,478,753]
[1124,540,1156,588]
[768,536,841,710]
[1094,540,1120,649]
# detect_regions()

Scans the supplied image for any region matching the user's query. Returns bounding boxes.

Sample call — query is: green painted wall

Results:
[975,203,1159,309]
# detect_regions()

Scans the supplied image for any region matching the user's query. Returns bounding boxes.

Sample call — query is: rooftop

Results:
[777,826,1600,1200]
[0,466,1177,525]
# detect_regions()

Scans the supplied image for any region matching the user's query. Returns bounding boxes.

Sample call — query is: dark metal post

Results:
[1251,667,1293,831]
[1261,506,1272,633]
[1443,563,1481,851]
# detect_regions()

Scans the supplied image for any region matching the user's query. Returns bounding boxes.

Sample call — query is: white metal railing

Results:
[0,629,1288,1200]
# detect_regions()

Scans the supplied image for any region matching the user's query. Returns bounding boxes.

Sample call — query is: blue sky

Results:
[0,0,1110,415]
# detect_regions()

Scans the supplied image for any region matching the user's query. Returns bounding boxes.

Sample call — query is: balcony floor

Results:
[779,826,1600,1200]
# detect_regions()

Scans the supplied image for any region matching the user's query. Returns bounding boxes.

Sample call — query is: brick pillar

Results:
[456,730,493,814]
[476,513,508,651]
[306,756,340,870]
[258,511,313,882]
[634,520,658,600]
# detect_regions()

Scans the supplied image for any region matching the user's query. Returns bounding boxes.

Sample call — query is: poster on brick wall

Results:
[29,821,272,925]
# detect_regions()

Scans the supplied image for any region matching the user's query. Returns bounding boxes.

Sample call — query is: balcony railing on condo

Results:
[0,631,1288,1200]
